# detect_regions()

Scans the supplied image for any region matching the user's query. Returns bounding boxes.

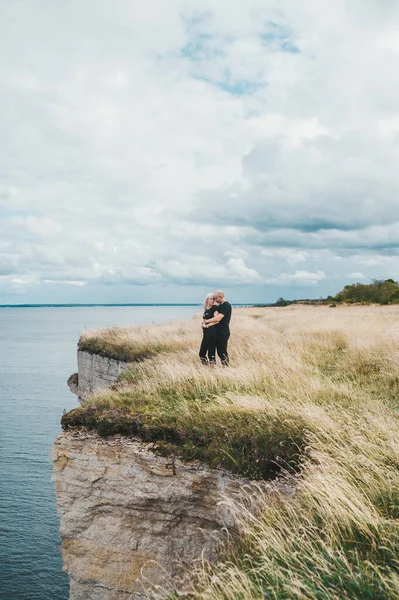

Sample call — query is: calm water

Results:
[0,306,199,600]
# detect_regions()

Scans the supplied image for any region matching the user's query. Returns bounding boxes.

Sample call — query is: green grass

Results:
[62,380,308,480]
[78,325,188,362]
[63,306,399,599]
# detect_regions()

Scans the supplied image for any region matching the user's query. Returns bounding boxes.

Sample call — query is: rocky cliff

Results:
[67,350,130,401]
[55,346,284,599]
[52,429,265,600]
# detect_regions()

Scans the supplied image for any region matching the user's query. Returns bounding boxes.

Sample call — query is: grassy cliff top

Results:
[64,305,399,479]
[78,319,191,362]
[63,305,399,598]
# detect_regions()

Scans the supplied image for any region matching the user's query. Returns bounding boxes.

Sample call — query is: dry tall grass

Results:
[64,305,399,598]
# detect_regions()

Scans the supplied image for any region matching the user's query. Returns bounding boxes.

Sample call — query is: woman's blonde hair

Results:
[203,292,214,310]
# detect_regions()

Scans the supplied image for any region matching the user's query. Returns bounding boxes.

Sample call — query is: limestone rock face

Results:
[52,431,264,600]
[68,351,130,401]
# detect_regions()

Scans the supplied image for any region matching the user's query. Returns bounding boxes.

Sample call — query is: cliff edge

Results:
[52,429,266,600]
[67,350,130,401]
[54,317,302,599]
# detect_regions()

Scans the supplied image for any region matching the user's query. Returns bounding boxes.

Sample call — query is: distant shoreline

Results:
[0,303,261,308]
[0,303,200,308]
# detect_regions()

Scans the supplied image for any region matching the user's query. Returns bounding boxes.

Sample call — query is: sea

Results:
[0,305,200,600]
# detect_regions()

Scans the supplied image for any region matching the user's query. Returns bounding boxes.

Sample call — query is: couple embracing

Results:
[199,290,232,366]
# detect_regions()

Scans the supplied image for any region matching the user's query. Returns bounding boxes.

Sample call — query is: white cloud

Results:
[266,270,326,286]
[156,256,260,285]
[44,279,87,287]
[260,248,308,265]
[1,0,399,302]
[347,272,365,280]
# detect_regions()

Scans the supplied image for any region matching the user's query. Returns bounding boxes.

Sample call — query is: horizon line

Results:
[0,302,262,308]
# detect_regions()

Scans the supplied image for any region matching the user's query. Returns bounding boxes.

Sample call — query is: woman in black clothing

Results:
[199,293,218,364]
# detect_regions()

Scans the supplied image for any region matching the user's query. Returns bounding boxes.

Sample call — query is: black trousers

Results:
[216,332,230,366]
[199,329,216,363]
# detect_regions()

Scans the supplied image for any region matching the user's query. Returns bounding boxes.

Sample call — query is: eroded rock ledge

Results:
[67,350,130,401]
[52,430,273,600]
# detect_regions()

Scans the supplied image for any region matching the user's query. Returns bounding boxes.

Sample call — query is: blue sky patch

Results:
[181,34,220,61]
[217,79,265,96]
[261,21,300,53]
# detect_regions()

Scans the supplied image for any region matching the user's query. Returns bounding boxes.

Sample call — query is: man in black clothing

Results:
[202,290,232,365]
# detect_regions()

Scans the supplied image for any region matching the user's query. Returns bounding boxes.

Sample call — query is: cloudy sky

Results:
[1,0,399,304]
